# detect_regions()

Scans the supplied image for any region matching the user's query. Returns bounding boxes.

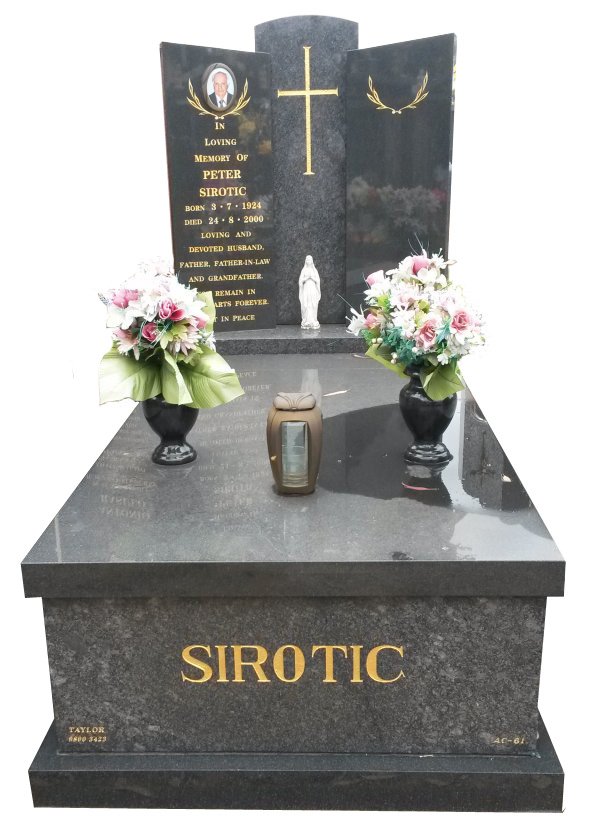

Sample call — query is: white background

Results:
[1,0,597,829]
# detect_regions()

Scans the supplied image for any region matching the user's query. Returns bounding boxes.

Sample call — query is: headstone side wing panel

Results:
[346,34,456,309]
[161,42,276,331]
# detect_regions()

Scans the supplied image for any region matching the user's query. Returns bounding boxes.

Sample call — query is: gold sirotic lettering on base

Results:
[181,643,406,684]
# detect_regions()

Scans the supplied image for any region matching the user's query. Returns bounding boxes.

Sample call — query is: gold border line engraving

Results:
[277,46,339,176]
[367,72,429,116]
[187,79,251,122]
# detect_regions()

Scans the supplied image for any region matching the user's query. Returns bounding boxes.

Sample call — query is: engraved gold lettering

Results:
[232,644,270,683]
[198,186,247,197]
[181,644,213,683]
[215,644,228,683]
[311,645,348,683]
[204,138,237,146]
[194,154,231,163]
[365,645,405,683]
[273,644,306,683]
[350,644,363,683]
[202,169,242,180]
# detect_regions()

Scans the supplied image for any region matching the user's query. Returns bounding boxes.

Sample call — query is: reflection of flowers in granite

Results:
[347,176,443,245]
[238,118,257,141]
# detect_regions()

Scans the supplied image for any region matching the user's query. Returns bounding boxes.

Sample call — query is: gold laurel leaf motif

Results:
[187,78,251,120]
[366,72,429,116]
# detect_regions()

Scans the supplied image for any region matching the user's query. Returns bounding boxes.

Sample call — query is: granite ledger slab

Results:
[22,354,564,598]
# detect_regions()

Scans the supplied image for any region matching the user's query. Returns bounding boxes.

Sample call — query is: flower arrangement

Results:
[99,259,244,408]
[347,251,484,400]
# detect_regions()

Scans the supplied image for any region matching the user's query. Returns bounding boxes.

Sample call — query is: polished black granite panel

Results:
[255,17,358,324]
[346,35,455,310]
[161,42,276,329]
[21,355,564,598]
[44,595,545,755]
[30,717,564,810]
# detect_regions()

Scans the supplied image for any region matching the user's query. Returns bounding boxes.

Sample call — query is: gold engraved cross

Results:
[277,46,338,176]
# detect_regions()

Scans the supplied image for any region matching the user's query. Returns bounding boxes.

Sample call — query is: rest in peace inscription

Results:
[161,43,276,330]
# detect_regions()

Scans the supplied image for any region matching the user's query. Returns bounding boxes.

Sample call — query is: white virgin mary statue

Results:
[299,255,321,330]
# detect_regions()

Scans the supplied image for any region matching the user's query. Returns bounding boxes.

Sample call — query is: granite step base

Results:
[218,324,360,354]
[29,715,563,811]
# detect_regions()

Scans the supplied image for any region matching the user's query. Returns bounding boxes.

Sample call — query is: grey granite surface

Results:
[44,595,545,755]
[218,324,359,353]
[30,717,564,810]
[22,355,564,598]
[255,17,358,324]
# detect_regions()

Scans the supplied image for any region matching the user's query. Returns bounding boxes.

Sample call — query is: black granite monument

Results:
[22,16,564,813]
[24,355,564,809]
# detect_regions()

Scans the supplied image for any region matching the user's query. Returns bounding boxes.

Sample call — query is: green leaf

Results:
[179,347,245,408]
[161,350,193,405]
[421,361,464,401]
[196,291,216,334]
[99,347,161,404]
[365,343,408,378]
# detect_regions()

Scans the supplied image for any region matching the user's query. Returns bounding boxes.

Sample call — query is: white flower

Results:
[364,275,392,301]
[347,308,366,335]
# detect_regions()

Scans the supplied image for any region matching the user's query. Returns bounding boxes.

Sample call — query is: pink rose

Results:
[451,310,472,333]
[158,298,187,321]
[141,322,158,342]
[412,255,431,275]
[366,269,384,286]
[169,304,186,322]
[364,313,380,330]
[190,315,207,330]
[112,288,138,309]
[414,318,438,350]
[158,298,174,320]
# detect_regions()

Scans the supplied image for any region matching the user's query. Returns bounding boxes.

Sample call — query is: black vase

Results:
[141,397,198,465]
[399,366,457,467]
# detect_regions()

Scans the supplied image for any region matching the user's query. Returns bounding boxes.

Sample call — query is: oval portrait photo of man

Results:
[203,63,237,113]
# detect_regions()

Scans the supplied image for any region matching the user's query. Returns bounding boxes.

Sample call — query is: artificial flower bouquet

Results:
[99,259,244,408]
[348,251,484,400]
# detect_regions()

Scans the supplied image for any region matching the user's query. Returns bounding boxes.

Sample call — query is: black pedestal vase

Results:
[141,397,198,465]
[399,366,457,467]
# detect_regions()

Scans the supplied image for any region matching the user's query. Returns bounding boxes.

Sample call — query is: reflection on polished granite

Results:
[22,354,564,598]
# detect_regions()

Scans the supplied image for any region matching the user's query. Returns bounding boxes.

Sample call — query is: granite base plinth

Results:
[29,717,563,811]
[217,324,359,354]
